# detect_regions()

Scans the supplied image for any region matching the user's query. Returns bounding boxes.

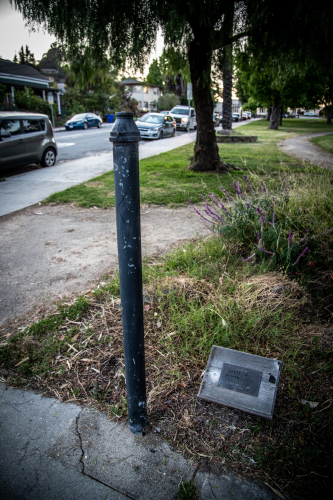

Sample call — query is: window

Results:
[132,85,142,93]
[153,88,159,95]
[191,109,195,117]
[0,119,21,137]
[143,86,148,94]
[23,119,43,133]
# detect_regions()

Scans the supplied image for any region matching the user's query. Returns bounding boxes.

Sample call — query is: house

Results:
[120,78,161,112]
[0,59,61,113]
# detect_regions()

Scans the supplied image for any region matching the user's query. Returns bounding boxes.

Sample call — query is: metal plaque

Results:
[197,346,282,419]
[218,363,262,396]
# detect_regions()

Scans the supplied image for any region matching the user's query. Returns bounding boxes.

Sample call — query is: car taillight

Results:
[49,119,54,134]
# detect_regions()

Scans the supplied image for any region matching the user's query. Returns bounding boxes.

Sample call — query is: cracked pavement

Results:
[0,384,279,500]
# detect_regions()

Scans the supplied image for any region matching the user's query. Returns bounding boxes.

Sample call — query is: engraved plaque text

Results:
[218,363,262,396]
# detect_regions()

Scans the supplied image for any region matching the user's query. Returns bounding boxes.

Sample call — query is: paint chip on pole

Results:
[109,112,147,433]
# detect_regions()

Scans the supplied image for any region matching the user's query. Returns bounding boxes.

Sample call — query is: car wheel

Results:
[41,148,56,167]
[158,130,163,140]
[83,122,88,130]
[97,122,102,128]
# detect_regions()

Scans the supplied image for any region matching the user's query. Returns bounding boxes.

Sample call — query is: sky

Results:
[0,0,56,61]
[0,0,164,76]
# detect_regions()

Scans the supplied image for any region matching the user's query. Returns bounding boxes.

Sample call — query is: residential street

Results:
[55,124,191,162]
[0,119,258,217]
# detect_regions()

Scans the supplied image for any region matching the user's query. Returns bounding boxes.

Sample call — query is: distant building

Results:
[120,78,161,112]
[214,99,241,114]
[0,59,61,112]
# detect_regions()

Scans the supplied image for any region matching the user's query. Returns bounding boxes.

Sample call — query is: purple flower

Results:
[293,247,309,266]
[286,183,290,195]
[261,181,267,194]
[186,199,212,228]
[258,246,276,256]
[272,196,276,203]
[257,232,261,244]
[241,253,256,262]
[245,203,251,209]
[209,193,230,215]
[282,180,286,189]
[256,207,265,217]
[220,187,234,201]
[313,227,333,239]
[233,182,241,196]
[243,175,254,193]
[288,230,294,249]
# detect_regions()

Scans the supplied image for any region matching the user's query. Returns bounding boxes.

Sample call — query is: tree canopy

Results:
[12,0,251,172]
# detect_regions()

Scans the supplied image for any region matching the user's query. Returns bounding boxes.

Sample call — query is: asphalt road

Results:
[55,124,190,162]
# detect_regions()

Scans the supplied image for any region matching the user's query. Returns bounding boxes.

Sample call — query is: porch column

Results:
[56,92,61,114]
[11,86,15,103]
[42,90,46,100]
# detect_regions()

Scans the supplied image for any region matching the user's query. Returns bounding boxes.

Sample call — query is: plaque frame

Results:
[197,346,282,419]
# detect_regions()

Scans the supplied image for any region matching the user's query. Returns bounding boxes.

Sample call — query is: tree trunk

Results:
[222,47,232,130]
[188,37,229,172]
[269,94,281,130]
[279,106,283,126]
[327,105,332,124]
[266,108,272,121]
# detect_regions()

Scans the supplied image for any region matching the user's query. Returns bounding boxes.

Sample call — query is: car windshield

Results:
[171,108,190,115]
[71,114,87,120]
[139,115,164,124]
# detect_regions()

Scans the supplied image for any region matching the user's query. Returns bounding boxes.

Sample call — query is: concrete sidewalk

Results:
[0,384,279,500]
[278,132,333,170]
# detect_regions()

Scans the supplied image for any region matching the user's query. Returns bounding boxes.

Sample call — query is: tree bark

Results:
[327,105,332,124]
[266,108,272,121]
[188,37,229,172]
[269,94,281,130]
[222,47,233,130]
[279,106,283,126]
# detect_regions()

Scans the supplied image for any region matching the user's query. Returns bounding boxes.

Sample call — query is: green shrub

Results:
[188,175,333,275]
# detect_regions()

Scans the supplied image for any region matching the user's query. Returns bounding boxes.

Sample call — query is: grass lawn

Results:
[44,118,333,208]
[311,132,333,154]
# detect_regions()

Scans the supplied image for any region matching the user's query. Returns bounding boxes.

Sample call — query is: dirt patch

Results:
[0,203,210,325]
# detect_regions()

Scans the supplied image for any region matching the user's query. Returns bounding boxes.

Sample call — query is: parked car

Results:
[136,113,176,140]
[65,113,102,130]
[0,111,57,171]
[159,111,177,127]
[232,113,240,122]
[170,105,197,131]
[243,111,251,119]
[213,113,220,127]
[304,112,318,117]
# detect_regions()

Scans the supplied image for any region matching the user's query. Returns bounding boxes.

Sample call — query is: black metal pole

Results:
[109,112,147,434]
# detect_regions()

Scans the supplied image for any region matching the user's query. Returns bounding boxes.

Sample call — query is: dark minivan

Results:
[0,112,57,171]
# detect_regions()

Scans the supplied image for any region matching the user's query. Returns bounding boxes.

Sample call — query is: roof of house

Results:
[0,59,50,89]
[0,59,49,80]
[120,78,142,85]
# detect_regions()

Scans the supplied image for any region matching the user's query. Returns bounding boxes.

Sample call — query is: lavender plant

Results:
[188,176,333,271]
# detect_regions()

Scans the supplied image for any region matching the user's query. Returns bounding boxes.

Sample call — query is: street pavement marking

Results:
[56,143,76,148]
